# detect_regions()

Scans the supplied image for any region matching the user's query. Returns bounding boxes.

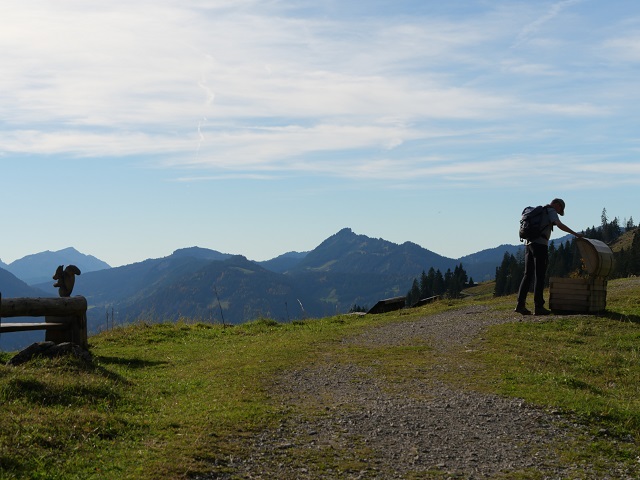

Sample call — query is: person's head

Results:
[551,198,565,216]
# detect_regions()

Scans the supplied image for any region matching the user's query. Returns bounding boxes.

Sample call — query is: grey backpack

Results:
[519,205,549,241]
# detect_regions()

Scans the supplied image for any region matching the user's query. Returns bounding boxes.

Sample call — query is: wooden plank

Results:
[551,290,606,298]
[551,285,591,293]
[550,300,606,311]
[550,283,590,290]
[550,299,589,308]
[550,292,606,302]
[549,278,589,289]
[550,287,590,294]
[550,281,606,290]
[0,297,87,318]
[550,277,607,287]
[550,303,590,312]
[550,277,596,284]
[551,293,590,302]
[588,292,607,299]
[0,322,67,333]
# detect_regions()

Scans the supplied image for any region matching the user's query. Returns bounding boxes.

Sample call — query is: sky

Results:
[1,0,639,268]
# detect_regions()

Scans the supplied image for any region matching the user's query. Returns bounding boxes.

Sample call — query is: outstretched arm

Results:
[555,219,583,237]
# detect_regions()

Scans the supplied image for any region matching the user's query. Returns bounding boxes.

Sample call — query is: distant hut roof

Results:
[367,296,406,315]
[411,295,441,308]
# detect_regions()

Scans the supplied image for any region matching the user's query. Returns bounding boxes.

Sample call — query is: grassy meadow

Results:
[1,277,640,478]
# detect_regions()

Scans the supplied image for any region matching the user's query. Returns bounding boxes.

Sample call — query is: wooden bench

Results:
[0,295,88,349]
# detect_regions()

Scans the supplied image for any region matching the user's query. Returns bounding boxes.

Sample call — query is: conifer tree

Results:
[406,278,421,307]
[433,269,445,296]
[419,270,431,298]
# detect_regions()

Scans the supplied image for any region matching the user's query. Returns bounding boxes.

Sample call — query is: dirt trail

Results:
[200,306,637,479]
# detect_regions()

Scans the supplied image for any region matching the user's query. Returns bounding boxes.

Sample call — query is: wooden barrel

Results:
[576,238,614,278]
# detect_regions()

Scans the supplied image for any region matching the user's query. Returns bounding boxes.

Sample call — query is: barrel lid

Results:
[576,237,614,278]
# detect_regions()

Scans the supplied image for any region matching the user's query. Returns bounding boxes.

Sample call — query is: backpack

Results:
[519,205,549,241]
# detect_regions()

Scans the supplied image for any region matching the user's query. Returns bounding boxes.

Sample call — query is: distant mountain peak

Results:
[170,247,231,262]
[290,228,452,276]
[56,246,80,254]
[4,247,111,285]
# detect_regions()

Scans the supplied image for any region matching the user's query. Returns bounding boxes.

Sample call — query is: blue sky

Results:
[1,0,639,267]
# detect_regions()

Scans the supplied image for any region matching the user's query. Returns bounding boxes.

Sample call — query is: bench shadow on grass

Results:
[96,355,169,369]
[7,376,121,407]
[93,355,170,384]
[553,310,640,324]
[600,310,640,324]
[6,356,170,407]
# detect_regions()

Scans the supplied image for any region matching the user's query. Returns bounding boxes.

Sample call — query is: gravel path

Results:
[199,305,637,479]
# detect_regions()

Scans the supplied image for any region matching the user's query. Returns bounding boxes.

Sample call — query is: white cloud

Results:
[0,1,515,128]
[578,162,640,175]
[0,0,636,192]
[500,60,560,76]
[603,35,640,63]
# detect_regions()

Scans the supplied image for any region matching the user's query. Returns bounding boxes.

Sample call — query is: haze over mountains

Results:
[1,228,526,351]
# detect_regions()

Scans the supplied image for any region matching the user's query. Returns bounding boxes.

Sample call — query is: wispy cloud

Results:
[0,0,636,190]
[602,34,640,63]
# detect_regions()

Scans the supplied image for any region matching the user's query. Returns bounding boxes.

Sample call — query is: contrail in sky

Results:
[196,55,216,155]
[513,0,582,47]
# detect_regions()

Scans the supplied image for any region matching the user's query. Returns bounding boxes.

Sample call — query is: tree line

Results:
[494,209,639,297]
[405,264,471,306]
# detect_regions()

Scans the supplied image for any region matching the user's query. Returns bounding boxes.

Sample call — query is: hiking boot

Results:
[534,307,551,316]
[514,305,532,315]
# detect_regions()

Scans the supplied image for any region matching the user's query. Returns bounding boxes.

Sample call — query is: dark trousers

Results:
[517,243,548,309]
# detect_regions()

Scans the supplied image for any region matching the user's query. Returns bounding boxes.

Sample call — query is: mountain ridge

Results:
[3,230,519,304]
[1,228,529,351]
[289,228,457,276]
[4,247,111,285]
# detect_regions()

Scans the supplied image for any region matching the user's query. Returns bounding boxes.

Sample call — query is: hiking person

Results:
[515,198,583,316]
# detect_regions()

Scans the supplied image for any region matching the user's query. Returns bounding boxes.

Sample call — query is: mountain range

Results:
[1,247,110,285]
[1,228,527,351]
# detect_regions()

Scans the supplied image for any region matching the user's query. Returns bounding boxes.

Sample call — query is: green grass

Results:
[2,278,640,478]
[477,278,640,427]
[471,277,640,471]
[462,280,496,297]
[480,316,640,428]
[0,311,444,479]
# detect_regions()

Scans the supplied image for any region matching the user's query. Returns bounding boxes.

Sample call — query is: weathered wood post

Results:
[45,309,88,349]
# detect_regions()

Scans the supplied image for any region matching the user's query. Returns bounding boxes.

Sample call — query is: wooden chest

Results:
[549,277,607,313]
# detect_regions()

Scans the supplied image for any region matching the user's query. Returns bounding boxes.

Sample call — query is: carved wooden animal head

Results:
[53,265,64,281]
